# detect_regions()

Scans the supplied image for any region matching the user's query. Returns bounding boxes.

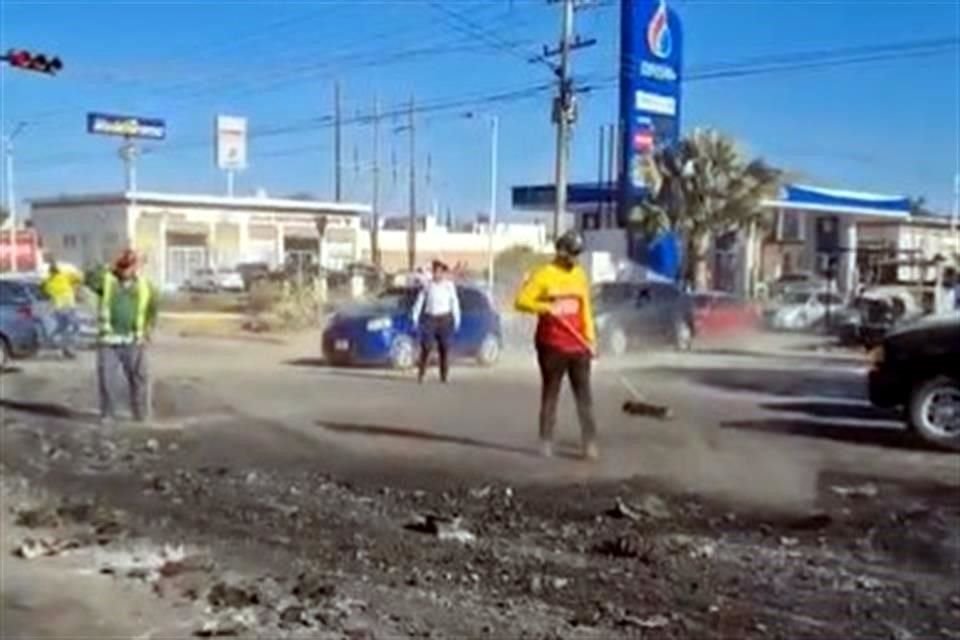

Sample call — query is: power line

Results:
[18,37,958,172]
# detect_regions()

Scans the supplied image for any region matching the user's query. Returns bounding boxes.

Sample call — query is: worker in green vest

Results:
[97,249,158,424]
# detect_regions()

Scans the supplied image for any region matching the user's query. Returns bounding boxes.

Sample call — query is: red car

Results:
[693,292,760,337]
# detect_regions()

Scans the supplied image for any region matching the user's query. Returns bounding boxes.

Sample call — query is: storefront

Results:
[29,191,369,291]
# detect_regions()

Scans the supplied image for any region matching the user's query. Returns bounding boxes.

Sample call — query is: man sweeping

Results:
[97,249,158,424]
[515,230,599,460]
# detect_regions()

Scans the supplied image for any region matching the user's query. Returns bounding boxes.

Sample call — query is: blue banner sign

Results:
[87,112,166,140]
[619,0,682,203]
[619,0,683,278]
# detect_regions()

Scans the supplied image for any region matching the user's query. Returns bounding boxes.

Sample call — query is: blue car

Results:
[322,284,502,369]
[0,278,43,369]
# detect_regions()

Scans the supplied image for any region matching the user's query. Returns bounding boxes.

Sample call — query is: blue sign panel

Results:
[619,0,683,278]
[87,112,166,140]
[619,0,683,205]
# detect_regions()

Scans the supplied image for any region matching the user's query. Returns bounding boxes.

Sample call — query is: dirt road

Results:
[1,330,958,638]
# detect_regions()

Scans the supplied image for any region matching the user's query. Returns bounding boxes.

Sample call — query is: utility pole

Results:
[407,96,417,272]
[334,81,343,202]
[371,96,381,269]
[952,171,959,256]
[3,122,27,273]
[553,0,574,240]
[544,0,594,240]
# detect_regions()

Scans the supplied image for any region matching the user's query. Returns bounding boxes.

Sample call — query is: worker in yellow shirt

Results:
[41,259,83,359]
[514,230,598,461]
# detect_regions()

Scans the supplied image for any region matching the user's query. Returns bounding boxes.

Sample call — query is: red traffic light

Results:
[4,48,63,75]
[8,49,31,68]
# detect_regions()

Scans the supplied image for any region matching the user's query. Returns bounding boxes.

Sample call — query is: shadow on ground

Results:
[643,366,866,400]
[721,418,937,451]
[761,400,900,422]
[315,420,580,459]
[0,398,84,419]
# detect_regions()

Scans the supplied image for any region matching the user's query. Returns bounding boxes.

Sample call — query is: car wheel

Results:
[476,334,501,367]
[390,335,417,370]
[605,325,628,357]
[909,376,960,451]
[673,319,693,351]
[0,336,10,372]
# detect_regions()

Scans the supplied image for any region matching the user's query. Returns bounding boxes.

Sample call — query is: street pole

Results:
[407,95,417,272]
[226,170,235,198]
[4,122,27,273]
[334,81,343,202]
[487,115,499,295]
[552,0,574,240]
[371,96,381,269]
[952,171,959,257]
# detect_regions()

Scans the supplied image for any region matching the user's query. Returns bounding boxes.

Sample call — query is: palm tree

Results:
[631,128,783,290]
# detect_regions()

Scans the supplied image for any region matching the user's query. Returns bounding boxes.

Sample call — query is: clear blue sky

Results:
[2,0,958,218]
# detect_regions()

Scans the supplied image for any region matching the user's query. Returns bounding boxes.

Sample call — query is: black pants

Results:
[537,346,597,443]
[418,313,454,382]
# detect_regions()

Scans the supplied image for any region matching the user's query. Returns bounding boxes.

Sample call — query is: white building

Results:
[356,214,551,271]
[29,191,369,290]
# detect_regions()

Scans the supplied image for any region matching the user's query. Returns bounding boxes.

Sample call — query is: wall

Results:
[583,228,628,259]
[30,203,128,269]
[357,220,550,272]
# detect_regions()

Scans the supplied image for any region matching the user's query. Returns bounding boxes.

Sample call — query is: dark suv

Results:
[868,315,960,450]
[592,281,696,356]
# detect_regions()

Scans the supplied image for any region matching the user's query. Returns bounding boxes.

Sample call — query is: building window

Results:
[63,234,77,249]
[777,209,805,242]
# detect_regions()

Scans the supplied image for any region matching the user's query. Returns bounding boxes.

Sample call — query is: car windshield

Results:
[376,288,418,310]
[783,292,811,305]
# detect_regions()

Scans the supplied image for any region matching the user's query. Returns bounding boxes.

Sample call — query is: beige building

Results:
[358,214,551,272]
[29,191,369,290]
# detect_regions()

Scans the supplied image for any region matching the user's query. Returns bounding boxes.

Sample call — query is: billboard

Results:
[619,0,683,202]
[215,115,248,171]
[87,112,166,140]
[619,0,683,278]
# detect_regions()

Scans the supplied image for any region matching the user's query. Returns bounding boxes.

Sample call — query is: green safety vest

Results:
[99,273,152,343]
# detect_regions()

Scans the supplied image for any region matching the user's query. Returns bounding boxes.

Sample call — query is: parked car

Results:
[0,279,42,369]
[764,288,845,331]
[868,314,960,450]
[693,291,760,337]
[834,286,923,348]
[1,275,98,355]
[768,272,826,299]
[592,281,696,356]
[184,268,245,293]
[322,285,502,369]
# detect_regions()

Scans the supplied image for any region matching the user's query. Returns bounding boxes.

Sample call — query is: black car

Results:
[868,315,960,450]
[592,281,696,356]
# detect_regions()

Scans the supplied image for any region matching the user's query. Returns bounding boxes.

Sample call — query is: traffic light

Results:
[3,49,63,75]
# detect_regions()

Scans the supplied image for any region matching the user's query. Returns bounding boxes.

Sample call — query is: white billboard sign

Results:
[215,115,247,171]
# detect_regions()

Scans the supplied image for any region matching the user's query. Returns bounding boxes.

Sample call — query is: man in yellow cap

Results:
[97,249,158,424]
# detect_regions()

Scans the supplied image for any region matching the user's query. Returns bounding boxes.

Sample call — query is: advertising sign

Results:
[619,0,683,278]
[87,112,166,140]
[215,115,248,171]
[619,0,683,198]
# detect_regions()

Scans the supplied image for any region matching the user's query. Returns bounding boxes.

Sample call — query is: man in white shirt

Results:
[411,260,461,383]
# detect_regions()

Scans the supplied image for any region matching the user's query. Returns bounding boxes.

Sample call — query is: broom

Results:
[550,314,673,420]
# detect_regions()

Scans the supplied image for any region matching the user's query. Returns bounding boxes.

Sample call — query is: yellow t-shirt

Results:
[514,262,595,353]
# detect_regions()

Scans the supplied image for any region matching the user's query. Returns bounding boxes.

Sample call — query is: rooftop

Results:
[28,191,371,215]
